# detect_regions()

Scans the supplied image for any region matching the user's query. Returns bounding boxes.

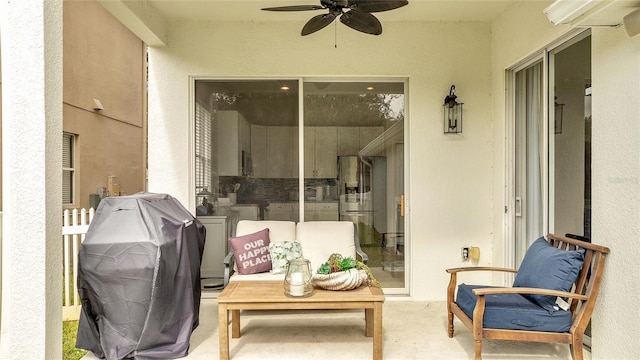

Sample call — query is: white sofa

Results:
[223,220,368,286]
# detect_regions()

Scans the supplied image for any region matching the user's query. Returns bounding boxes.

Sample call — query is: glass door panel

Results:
[303,80,406,290]
[514,61,545,267]
[551,35,591,239]
[550,34,592,345]
[194,79,300,221]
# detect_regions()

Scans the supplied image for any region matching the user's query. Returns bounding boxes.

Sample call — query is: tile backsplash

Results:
[219,177,338,204]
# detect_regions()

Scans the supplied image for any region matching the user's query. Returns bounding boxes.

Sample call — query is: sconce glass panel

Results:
[443,103,463,134]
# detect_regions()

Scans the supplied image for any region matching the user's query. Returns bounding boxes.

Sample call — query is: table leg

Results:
[373,301,383,360]
[218,304,230,360]
[365,308,373,337]
[231,309,241,338]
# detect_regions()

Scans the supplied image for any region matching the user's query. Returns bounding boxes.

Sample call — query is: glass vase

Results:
[284,258,313,297]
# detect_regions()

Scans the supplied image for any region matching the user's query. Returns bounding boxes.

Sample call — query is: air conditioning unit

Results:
[544,0,640,27]
[624,8,640,35]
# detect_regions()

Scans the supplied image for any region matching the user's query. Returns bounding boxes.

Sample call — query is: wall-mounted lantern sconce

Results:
[443,85,463,134]
[554,101,565,134]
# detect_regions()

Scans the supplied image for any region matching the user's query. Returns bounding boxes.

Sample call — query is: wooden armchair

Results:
[446,234,610,360]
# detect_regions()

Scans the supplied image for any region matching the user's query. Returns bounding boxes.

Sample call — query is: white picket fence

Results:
[62,207,94,320]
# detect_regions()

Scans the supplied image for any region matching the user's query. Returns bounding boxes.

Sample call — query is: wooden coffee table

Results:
[217,280,385,360]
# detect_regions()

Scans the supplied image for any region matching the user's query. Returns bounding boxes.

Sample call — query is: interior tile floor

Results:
[82,297,590,360]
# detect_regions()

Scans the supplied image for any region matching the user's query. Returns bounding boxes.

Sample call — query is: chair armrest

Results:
[446,266,518,274]
[357,248,369,264]
[472,286,588,301]
[352,222,368,264]
[223,250,235,287]
[446,267,518,306]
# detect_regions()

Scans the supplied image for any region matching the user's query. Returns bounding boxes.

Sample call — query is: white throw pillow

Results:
[268,241,303,274]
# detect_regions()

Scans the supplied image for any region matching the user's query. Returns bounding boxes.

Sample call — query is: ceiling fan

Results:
[262,0,409,36]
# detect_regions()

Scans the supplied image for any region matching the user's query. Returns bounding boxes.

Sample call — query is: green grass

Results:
[63,264,87,359]
[63,320,87,360]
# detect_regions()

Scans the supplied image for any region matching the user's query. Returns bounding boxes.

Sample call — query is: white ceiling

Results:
[146,0,517,22]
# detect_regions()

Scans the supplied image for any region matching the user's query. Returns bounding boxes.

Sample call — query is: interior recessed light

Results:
[366,86,374,91]
[280,85,290,91]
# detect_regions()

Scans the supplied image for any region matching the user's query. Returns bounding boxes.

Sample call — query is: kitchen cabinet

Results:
[338,127,384,156]
[250,124,268,178]
[218,110,251,176]
[266,202,297,221]
[198,214,238,279]
[304,127,337,178]
[268,126,297,178]
[252,125,298,178]
[337,127,360,156]
[304,202,339,221]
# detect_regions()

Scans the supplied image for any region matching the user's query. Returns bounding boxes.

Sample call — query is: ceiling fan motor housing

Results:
[322,0,349,9]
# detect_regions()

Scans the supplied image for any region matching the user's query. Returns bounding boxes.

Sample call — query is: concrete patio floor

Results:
[81,293,590,360]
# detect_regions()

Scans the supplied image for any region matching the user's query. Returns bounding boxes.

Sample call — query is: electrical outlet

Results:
[461,247,469,261]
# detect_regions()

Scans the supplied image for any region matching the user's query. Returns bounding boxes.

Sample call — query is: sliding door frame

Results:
[503,29,590,284]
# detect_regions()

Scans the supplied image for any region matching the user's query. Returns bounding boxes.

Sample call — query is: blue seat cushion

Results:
[456,284,573,332]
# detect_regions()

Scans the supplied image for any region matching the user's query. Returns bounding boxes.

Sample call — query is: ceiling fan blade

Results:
[348,0,408,13]
[302,13,338,36]
[340,11,382,35]
[262,5,325,11]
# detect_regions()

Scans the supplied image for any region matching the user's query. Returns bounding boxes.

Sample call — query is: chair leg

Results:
[446,274,456,338]
[474,339,482,360]
[570,335,584,360]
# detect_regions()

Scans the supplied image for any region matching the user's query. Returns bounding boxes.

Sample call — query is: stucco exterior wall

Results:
[148,19,495,300]
[0,36,3,211]
[63,0,146,208]
[590,26,640,360]
[1,1,63,358]
[491,2,640,359]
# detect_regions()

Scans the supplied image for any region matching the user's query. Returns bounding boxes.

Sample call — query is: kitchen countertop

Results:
[267,200,339,204]
[197,208,240,219]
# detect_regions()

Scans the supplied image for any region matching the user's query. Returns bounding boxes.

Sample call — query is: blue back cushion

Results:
[513,237,585,312]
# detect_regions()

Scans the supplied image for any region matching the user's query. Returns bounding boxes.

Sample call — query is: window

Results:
[195,102,213,194]
[63,132,76,206]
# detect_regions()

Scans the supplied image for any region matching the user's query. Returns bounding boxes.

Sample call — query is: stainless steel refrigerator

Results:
[337,156,386,246]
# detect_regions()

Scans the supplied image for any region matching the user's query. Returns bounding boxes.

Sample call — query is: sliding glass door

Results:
[508,31,591,269]
[194,78,408,293]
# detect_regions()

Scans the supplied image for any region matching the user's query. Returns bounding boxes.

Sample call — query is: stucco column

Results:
[0,1,63,359]
[591,27,640,360]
